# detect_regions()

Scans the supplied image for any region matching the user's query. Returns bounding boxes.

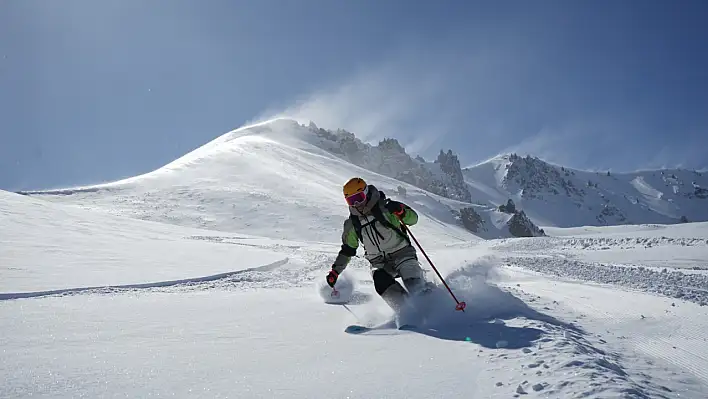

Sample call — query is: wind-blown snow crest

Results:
[18,119,511,241]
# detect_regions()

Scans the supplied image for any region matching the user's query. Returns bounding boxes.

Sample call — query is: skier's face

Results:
[354,201,368,212]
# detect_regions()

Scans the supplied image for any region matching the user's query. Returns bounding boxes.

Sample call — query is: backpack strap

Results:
[349,212,385,242]
[350,213,363,242]
[372,200,411,245]
[349,197,411,246]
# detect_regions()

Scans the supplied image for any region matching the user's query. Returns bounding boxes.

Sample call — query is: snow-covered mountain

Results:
[463,153,708,228]
[19,119,538,240]
[17,118,708,237]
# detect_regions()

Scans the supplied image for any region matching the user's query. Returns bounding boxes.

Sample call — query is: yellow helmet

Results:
[343,177,368,206]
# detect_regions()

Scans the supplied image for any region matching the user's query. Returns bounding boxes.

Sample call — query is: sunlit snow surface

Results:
[3,120,708,398]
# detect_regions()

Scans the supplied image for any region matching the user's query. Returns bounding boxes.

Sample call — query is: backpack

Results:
[349,190,411,246]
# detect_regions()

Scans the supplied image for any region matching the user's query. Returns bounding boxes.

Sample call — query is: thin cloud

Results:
[246,31,562,162]
[499,126,595,169]
[246,34,499,159]
[251,58,447,148]
[246,29,708,173]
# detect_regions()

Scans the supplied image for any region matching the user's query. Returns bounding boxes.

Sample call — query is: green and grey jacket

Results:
[332,186,418,274]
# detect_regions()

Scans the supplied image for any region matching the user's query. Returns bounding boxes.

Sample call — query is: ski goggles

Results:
[345,187,368,206]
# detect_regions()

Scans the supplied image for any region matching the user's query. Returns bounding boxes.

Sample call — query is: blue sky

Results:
[2,0,707,190]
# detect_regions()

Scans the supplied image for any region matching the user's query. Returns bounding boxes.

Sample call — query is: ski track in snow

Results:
[504,255,708,306]
[2,234,692,398]
[434,270,684,398]
[0,238,368,301]
[491,235,708,255]
[489,235,708,305]
[0,258,292,301]
[500,269,708,395]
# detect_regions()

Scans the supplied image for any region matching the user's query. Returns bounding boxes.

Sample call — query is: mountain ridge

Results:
[293,120,708,228]
[18,118,708,234]
[463,152,708,227]
[18,119,518,242]
[464,152,708,176]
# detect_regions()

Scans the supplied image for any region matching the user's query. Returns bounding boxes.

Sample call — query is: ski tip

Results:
[344,325,372,334]
[397,324,417,331]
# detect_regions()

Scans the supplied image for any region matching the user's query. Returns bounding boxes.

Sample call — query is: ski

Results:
[344,322,417,334]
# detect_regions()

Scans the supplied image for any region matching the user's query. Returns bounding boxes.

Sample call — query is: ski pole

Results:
[398,219,466,312]
[332,288,367,325]
[341,304,361,322]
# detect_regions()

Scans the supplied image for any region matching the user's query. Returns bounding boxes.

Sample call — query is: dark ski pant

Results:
[368,245,426,310]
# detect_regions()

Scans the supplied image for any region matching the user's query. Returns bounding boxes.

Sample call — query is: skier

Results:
[326,177,431,312]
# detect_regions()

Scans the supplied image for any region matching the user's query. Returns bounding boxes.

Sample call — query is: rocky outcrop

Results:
[435,150,471,202]
[503,154,584,200]
[305,122,472,203]
[499,199,517,214]
[459,207,486,233]
[508,211,546,237]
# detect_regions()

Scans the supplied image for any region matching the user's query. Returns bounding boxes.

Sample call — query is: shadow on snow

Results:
[341,260,582,350]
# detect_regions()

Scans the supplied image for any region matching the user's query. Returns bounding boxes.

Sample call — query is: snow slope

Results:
[3,189,707,398]
[463,154,708,228]
[19,119,518,240]
[22,122,707,233]
[4,189,708,396]
[0,190,288,296]
[4,119,708,398]
[542,223,708,271]
[499,267,708,396]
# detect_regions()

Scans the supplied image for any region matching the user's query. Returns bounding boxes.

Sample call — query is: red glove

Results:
[326,269,339,287]
[392,203,405,217]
